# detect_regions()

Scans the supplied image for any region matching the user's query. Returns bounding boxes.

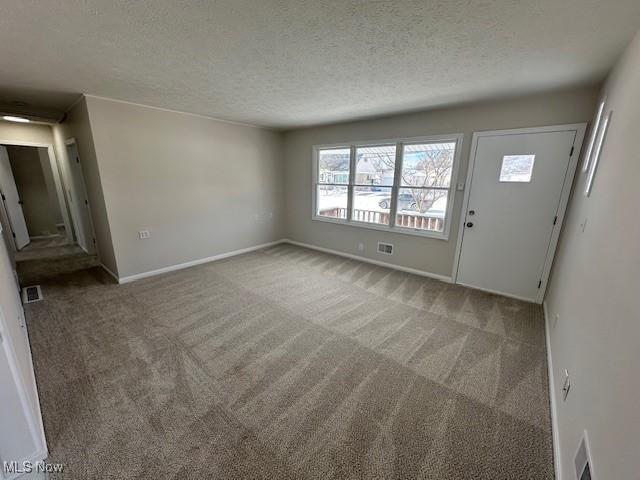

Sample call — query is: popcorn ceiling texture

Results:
[0,0,639,127]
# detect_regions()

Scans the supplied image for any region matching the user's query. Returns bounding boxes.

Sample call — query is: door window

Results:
[499,155,535,182]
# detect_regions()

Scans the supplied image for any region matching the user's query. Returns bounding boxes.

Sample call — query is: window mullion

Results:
[347,145,356,222]
[389,142,403,228]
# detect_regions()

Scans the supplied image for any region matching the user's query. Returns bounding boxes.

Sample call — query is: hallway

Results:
[17,246,99,286]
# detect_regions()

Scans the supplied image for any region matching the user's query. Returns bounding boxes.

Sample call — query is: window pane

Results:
[352,186,392,225]
[355,145,396,186]
[395,188,448,232]
[318,148,350,184]
[499,155,535,182]
[316,185,348,219]
[401,142,456,187]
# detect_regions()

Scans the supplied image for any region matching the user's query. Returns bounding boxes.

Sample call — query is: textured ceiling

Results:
[0,0,639,128]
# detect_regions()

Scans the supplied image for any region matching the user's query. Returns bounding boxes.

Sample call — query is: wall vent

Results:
[377,242,393,255]
[575,431,593,480]
[21,285,43,304]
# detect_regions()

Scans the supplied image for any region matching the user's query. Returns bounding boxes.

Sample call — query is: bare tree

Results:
[372,148,452,212]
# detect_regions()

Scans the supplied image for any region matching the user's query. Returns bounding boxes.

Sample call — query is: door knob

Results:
[468,210,475,215]
[466,222,474,228]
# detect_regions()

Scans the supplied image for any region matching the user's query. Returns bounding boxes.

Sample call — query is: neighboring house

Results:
[319,170,349,184]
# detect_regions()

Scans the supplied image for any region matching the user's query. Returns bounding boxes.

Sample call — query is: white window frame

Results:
[312,133,464,240]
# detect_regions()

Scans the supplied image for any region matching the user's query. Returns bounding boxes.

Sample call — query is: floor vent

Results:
[22,285,43,304]
[377,242,394,255]
[575,431,592,480]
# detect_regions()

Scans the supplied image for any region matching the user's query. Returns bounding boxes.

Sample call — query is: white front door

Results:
[0,146,30,250]
[456,126,582,302]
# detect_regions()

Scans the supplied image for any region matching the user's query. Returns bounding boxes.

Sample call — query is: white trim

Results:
[63,139,98,255]
[117,240,285,284]
[584,110,611,197]
[0,139,51,148]
[543,300,562,480]
[581,99,606,173]
[115,237,453,284]
[28,234,62,240]
[0,305,48,475]
[100,263,119,282]
[82,94,269,130]
[452,123,587,303]
[281,238,452,283]
[537,124,586,303]
[312,133,463,241]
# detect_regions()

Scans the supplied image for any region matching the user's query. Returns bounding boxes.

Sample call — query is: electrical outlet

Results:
[357,242,364,252]
[138,230,150,239]
[562,369,570,401]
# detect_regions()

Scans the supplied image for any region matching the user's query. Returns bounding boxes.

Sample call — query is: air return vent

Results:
[21,285,43,304]
[377,242,393,255]
[575,431,593,480]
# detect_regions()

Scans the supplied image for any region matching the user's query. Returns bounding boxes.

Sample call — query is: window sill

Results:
[311,215,450,241]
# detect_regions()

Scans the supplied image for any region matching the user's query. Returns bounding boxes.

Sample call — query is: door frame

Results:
[452,123,587,303]
[0,145,30,250]
[64,138,97,255]
[0,138,74,247]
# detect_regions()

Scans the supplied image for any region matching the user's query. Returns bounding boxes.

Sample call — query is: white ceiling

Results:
[1,1,639,129]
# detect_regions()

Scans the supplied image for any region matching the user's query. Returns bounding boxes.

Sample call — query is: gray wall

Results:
[283,86,599,277]
[37,147,64,226]
[83,96,285,279]
[545,31,640,480]
[6,145,59,236]
[53,98,118,273]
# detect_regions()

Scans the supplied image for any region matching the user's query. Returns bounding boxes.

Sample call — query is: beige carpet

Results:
[24,243,553,479]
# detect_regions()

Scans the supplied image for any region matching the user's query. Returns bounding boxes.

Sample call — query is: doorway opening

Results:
[0,140,97,284]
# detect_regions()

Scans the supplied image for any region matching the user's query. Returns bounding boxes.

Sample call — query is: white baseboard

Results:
[105,238,451,285]
[281,238,452,283]
[543,300,562,480]
[116,240,285,284]
[29,234,62,240]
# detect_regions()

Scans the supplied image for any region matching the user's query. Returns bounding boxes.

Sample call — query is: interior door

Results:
[0,222,47,475]
[0,146,30,250]
[65,142,95,254]
[456,127,578,302]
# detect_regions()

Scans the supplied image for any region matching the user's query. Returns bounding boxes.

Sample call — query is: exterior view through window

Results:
[316,148,349,219]
[314,135,461,238]
[499,155,535,182]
